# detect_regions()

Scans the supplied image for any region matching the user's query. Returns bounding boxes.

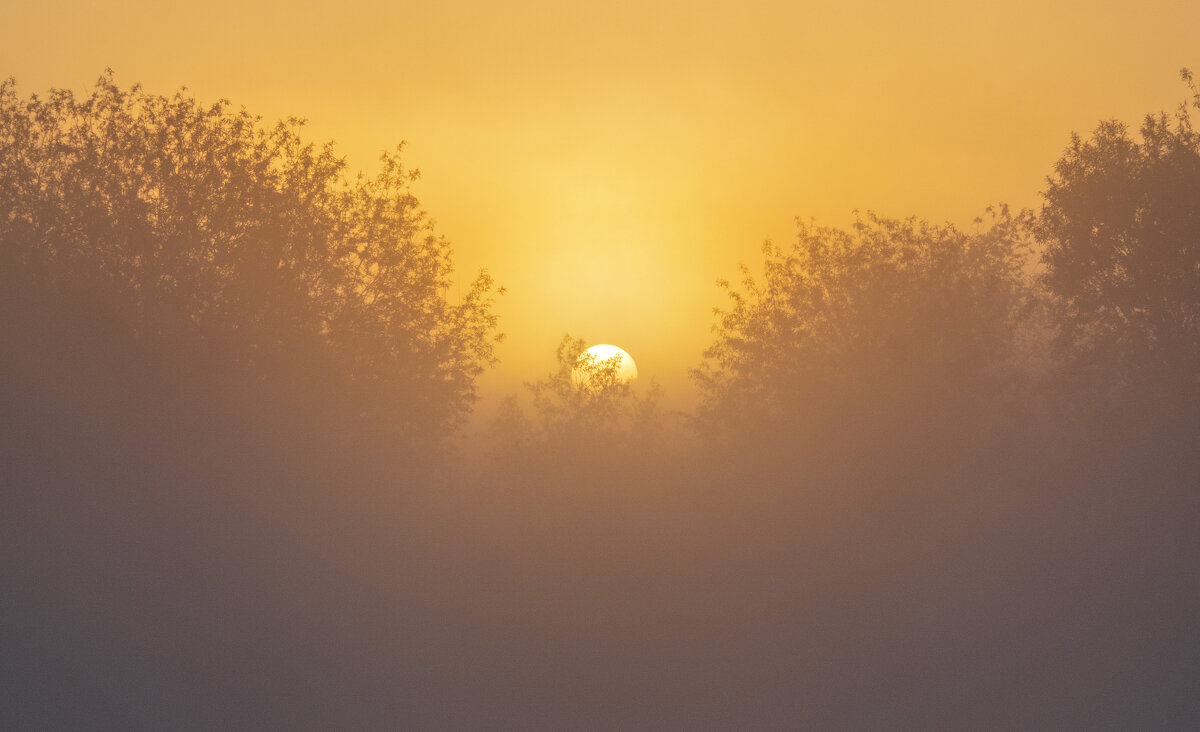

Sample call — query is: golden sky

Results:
[4,0,1197,408]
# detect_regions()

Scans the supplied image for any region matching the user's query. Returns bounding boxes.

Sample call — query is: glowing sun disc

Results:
[575,344,638,384]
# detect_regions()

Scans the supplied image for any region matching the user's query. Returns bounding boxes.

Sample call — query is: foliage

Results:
[0,71,502,443]
[1037,69,1200,404]
[693,209,1037,441]
[488,335,663,466]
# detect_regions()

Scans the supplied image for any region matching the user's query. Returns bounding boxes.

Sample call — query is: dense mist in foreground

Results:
[3,74,1198,729]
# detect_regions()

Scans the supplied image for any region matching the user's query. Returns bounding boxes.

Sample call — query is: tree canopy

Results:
[487,335,664,474]
[693,209,1037,447]
[1038,69,1200,407]
[0,71,502,444]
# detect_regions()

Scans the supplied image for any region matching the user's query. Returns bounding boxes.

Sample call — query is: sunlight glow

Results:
[577,344,638,384]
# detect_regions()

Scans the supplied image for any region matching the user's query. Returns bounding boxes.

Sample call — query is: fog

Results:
[2,75,1198,729]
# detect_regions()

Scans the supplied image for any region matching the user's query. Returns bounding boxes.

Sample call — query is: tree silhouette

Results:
[693,209,1036,448]
[1038,69,1200,411]
[487,335,663,470]
[0,71,502,444]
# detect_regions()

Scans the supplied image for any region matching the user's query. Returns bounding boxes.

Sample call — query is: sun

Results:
[574,344,638,387]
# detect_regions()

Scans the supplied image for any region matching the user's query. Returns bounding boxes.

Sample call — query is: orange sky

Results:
[4,1,1197,410]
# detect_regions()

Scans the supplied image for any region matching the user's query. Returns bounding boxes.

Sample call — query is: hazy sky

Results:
[4,0,1197,407]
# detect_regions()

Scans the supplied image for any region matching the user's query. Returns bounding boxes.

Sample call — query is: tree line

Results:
[2,70,1198,463]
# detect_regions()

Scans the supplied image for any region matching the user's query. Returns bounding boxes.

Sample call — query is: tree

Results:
[486,335,663,470]
[693,209,1036,448]
[1037,70,1200,407]
[0,71,502,445]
